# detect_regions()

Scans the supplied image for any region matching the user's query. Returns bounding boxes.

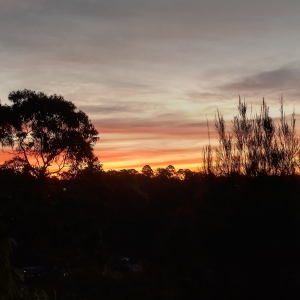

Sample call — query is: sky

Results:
[0,0,300,171]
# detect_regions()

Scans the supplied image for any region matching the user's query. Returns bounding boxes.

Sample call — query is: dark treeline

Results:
[1,169,300,299]
[1,90,300,299]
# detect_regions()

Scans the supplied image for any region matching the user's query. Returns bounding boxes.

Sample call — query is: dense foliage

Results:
[0,90,100,178]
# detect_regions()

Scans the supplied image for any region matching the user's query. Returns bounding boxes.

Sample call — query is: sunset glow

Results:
[1,0,299,171]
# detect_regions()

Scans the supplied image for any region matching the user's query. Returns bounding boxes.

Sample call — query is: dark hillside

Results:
[1,170,300,299]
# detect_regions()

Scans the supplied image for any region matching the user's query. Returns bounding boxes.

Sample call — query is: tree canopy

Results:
[0,89,100,178]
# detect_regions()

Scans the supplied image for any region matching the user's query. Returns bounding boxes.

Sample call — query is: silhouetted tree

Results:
[166,165,176,178]
[155,167,169,179]
[141,165,154,178]
[176,168,185,180]
[62,155,102,180]
[155,165,176,179]
[123,168,139,175]
[176,168,194,180]
[0,89,99,178]
[203,96,300,176]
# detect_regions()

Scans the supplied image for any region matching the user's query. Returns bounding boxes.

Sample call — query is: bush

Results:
[203,96,300,176]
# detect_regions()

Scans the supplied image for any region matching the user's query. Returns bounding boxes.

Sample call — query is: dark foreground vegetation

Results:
[1,90,300,299]
[1,170,300,300]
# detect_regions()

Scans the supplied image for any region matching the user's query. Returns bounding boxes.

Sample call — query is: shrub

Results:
[203,96,300,176]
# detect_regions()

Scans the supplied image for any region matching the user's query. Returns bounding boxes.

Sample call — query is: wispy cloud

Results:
[78,101,157,115]
[219,66,300,92]
[1,0,300,170]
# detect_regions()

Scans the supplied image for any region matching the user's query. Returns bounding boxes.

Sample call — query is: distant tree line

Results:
[1,161,300,299]
[106,165,195,180]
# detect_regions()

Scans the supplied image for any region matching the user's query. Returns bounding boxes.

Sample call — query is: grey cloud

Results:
[93,114,210,134]
[1,0,299,60]
[1,1,300,112]
[94,114,173,127]
[78,100,157,115]
[185,91,224,103]
[104,81,154,92]
[187,92,219,98]
[219,67,300,92]
[176,121,208,128]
